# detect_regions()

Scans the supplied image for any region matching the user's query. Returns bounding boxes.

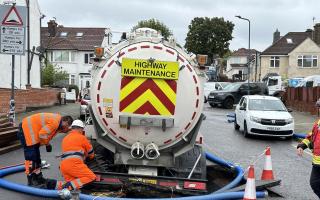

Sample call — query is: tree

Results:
[185,17,234,59]
[132,18,172,40]
[41,63,68,86]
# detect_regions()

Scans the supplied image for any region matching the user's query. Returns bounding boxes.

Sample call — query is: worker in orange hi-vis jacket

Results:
[16,113,73,187]
[58,120,96,191]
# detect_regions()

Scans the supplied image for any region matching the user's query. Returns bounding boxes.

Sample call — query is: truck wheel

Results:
[223,98,234,109]
[234,115,240,130]
[209,103,216,108]
[243,121,250,138]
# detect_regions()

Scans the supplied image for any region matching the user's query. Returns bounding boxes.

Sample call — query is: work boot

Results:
[27,174,33,186]
[45,178,57,190]
[35,172,46,185]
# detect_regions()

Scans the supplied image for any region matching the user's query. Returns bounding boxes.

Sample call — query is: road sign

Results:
[0,5,26,55]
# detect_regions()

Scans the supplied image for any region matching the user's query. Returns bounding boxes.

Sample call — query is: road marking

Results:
[291,144,313,157]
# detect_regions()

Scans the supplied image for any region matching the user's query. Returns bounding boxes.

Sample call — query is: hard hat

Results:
[71,120,85,128]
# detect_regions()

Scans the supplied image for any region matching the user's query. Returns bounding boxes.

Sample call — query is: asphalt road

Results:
[201,104,317,200]
[0,103,318,199]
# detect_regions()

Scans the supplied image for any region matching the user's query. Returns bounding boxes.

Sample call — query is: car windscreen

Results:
[248,99,286,111]
[220,82,229,88]
[83,94,91,100]
[223,83,242,91]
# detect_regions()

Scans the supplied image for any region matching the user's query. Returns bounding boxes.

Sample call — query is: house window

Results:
[60,32,68,37]
[70,74,76,85]
[84,53,94,64]
[76,32,83,38]
[297,55,318,68]
[270,56,280,68]
[53,51,75,62]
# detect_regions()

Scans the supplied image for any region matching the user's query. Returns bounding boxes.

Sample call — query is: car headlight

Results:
[286,118,294,124]
[250,116,261,123]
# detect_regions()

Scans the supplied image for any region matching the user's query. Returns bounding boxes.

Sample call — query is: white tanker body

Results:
[88,28,206,190]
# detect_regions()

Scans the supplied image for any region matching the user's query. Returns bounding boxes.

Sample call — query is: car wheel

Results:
[234,115,240,130]
[209,103,216,108]
[204,96,207,103]
[223,98,234,109]
[243,121,250,138]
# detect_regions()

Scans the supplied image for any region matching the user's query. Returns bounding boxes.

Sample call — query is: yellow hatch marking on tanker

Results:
[122,58,179,80]
[121,90,171,116]
[154,79,176,104]
[120,78,147,101]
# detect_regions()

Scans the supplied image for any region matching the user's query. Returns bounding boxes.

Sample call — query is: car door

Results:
[250,83,260,95]
[236,97,246,128]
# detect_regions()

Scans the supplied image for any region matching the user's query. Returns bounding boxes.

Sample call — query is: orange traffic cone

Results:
[243,165,256,200]
[261,147,274,180]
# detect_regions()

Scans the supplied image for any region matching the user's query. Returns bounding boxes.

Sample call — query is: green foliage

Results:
[185,17,234,59]
[132,18,172,40]
[68,84,79,99]
[41,63,68,86]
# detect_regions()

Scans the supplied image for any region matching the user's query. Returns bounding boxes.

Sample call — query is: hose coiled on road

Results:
[0,152,267,199]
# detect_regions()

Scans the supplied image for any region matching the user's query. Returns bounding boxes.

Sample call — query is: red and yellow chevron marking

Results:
[120,77,177,116]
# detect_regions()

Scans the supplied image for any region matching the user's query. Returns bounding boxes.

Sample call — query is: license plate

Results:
[266,127,281,131]
[128,178,157,185]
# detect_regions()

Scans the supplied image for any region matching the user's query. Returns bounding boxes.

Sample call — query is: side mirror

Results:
[287,108,293,113]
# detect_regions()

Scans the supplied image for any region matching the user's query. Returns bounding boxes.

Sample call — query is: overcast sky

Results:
[39,0,320,52]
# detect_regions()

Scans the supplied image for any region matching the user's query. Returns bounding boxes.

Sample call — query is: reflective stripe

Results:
[40,113,45,127]
[88,148,94,155]
[27,117,36,144]
[61,155,84,161]
[39,134,48,139]
[75,179,83,187]
[43,125,51,134]
[70,181,77,190]
[302,138,310,147]
[63,150,84,155]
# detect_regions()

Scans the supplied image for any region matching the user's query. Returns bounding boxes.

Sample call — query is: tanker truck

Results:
[85,28,207,196]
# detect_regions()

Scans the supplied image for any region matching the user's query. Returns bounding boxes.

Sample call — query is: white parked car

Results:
[203,82,229,103]
[234,95,294,138]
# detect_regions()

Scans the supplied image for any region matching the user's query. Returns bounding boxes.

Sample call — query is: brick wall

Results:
[0,87,60,114]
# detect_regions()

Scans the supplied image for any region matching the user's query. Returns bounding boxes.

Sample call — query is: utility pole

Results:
[26,0,31,85]
[236,15,251,95]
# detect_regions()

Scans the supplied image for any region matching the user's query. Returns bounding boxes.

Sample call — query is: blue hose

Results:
[293,133,307,139]
[0,152,267,199]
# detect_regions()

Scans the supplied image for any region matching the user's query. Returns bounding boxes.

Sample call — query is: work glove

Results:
[46,144,52,152]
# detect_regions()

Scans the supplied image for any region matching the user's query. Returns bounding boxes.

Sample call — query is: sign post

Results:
[0,4,27,124]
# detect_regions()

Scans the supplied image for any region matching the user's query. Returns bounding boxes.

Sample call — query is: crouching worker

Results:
[57,120,96,190]
[17,113,73,187]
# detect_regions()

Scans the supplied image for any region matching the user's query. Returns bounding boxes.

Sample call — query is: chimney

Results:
[314,23,320,45]
[47,20,58,37]
[273,29,280,44]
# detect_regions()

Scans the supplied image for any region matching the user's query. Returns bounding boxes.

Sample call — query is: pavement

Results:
[0,102,318,199]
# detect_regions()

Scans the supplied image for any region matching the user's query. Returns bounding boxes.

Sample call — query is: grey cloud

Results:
[39,0,320,52]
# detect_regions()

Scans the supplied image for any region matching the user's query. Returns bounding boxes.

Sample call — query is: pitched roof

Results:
[41,27,106,51]
[231,48,259,57]
[261,32,312,55]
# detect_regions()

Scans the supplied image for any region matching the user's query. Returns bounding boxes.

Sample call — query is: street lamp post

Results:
[236,15,251,95]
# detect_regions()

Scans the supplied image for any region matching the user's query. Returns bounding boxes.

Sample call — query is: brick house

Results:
[41,20,111,91]
[260,24,320,80]
[225,48,260,81]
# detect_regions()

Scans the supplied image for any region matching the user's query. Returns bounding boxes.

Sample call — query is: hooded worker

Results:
[58,119,96,190]
[17,113,73,187]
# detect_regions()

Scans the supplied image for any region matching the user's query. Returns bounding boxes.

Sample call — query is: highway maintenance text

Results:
[121,58,179,80]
